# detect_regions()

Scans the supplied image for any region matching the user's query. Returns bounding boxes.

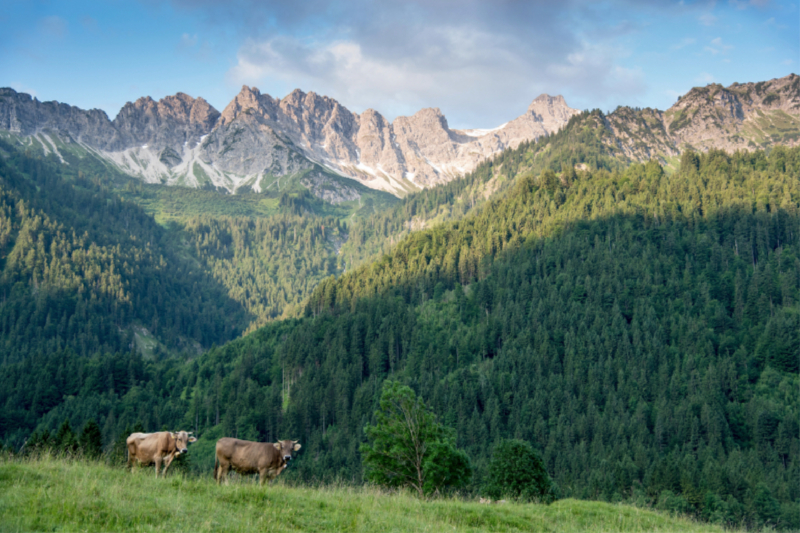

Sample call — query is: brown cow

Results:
[126,431,197,477]
[214,438,301,485]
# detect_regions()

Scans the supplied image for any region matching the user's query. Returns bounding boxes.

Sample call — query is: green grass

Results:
[0,456,730,533]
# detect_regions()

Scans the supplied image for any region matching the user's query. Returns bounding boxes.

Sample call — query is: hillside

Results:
[0,456,728,533]
[4,147,797,529]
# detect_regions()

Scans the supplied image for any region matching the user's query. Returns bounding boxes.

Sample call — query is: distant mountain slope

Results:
[0,138,253,365]
[0,86,579,196]
[2,75,795,199]
[603,74,800,165]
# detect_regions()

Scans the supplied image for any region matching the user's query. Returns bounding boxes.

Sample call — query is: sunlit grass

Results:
[0,455,731,533]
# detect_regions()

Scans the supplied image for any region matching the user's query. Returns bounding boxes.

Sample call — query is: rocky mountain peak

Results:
[526,94,576,124]
[111,92,220,152]
[218,85,269,126]
[405,107,449,131]
[528,94,566,109]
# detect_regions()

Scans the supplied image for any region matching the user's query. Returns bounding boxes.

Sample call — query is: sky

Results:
[1,0,797,129]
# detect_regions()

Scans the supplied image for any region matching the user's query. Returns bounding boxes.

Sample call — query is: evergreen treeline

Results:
[6,147,797,529]
[183,214,347,330]
[340,110,629,270]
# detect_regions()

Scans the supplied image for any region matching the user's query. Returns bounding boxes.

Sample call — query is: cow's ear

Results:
[189,437,197,443]
[293,443,302,451]
[273,442,282,450]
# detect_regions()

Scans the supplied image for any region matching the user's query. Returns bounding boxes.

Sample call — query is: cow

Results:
[214,438,301,485]
[126,431,197,477]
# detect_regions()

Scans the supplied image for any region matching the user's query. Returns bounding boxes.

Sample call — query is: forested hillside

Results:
[184,214,347,330]
[340,110,627,270]
[0,139,252,362]
[5,146,797,529]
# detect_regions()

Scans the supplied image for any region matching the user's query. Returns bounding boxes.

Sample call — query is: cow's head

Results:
[171,431,197,454]
[273,440,301,464]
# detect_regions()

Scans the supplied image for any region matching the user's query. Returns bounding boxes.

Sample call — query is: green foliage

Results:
[2,132,800,531]
[361,381,471,496]
[752,483,781,528]
[78,419,102,459]
[54,419,77,454]
[0,138,251,367]
[483,440,553,503]
[339,110,626,272]
[183,213,347,330]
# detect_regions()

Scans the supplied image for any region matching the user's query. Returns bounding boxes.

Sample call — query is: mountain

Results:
[601,74,800,165]
[0,86,579,196]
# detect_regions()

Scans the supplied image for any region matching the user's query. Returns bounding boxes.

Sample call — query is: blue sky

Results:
[1,0,797,129]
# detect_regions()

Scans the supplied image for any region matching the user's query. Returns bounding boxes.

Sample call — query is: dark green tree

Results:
[753,483,781,528]
[483,439,555,502]
[78,419,103,459]
[55,419,78,455]
[361,380,471,496]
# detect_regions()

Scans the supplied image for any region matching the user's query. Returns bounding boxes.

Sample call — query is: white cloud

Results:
[704,37,734,55]
[699,12,717,25]
[10,82,38,98]
[228,31,646,127]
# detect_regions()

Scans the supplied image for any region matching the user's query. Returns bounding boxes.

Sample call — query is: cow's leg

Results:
[154,456,161,478]
[218,462,230,485]
[127,444,135,472]
[162,453,175,477]
[259,468,267,485]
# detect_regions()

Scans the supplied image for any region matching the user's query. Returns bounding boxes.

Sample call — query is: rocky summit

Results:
[602,74,800,162]
[0,86,579,196]
[0,74,797,196]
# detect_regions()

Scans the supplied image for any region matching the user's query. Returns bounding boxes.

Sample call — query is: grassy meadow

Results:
[0,455,732,533]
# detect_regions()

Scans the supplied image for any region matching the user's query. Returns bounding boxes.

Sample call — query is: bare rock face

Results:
[605,74,800,162]
[3,74,795,197]
[200,86,309,178]
[0,84,578,195]
[665,74,800,151]
[0,88,119,148]
[112,93,220,157]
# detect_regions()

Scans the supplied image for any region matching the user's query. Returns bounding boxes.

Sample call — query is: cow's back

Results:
[128,432,171,462]
[216,438,279,473]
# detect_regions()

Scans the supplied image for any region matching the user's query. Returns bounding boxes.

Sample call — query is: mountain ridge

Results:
[1,74,797,199]
[0,85,579,196]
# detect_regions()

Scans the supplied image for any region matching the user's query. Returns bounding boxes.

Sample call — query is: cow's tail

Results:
[213,455,218,481]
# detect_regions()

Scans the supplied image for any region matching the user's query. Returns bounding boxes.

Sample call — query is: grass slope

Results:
[0,456,728,533]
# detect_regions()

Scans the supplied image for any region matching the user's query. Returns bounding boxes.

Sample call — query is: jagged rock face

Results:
[300,169,361,204]
[666,74,800,151]
[605,74,800,161]
[0,88,119,148]
[200,114,310,178]
[112,93,220,156]
[3,74,796,197]
[0,84,578,195]
[205,85,580,194]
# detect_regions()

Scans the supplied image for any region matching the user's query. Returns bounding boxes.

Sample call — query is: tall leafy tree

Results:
[361,381,471,496]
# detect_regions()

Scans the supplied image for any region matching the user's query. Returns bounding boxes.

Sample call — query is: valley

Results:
[0,74,797,531]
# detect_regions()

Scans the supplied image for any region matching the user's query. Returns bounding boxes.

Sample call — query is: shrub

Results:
[483,439,554,502]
